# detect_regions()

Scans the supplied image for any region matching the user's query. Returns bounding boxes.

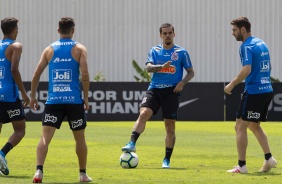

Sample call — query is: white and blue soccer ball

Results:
[120,152,139,168]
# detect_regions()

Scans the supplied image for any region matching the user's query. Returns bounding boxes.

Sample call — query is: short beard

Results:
[165,41,172,45]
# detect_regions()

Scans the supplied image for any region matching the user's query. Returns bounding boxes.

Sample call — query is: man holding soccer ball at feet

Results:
[122,23,194,168]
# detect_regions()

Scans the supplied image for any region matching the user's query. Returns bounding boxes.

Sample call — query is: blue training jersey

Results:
[239,36,273,94]
[46,38,83,104]
[146,44,192,89]
[0,39,19,102]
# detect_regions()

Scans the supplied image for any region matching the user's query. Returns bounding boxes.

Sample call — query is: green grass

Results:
[0,121,281,183]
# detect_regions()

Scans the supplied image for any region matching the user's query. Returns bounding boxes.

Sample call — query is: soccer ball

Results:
[120,152,139,168]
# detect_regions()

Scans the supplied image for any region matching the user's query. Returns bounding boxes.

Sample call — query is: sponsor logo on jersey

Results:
[260,61,270,72]
[53,86,72,92]
[53,57,72,63]
[0,67,4,79]
[7,109,20,118]
[0,82,2,88]
[159,66,176,74]
[261,52,269,57]
[247,111,260,119]
[70,119,83,129]
[261,77,270,84]
[44,114,57,123]
[52,69,72,82]
[0,58,5,62]
[49,95,75,101]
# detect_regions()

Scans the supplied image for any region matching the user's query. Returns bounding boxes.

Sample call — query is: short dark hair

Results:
[59,17,75,34]
[1,17,18,35]
[159,23,174,34]
[231,17,251,32]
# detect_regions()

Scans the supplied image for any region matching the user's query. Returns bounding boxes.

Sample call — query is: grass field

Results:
[0,121,281,183]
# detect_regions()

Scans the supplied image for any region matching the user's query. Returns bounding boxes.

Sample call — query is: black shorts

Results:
[0,97,26,124]
[141,87,180,119]
[43,103,87,130]
[236,92,273,122]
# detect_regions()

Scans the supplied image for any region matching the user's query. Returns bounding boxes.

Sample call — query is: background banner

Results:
[23,82,224,121]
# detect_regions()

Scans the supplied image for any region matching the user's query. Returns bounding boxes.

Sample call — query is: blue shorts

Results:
[0,97,26,123]
[141,87,180,119]
[236,92,273,122]
[42,103,87,130]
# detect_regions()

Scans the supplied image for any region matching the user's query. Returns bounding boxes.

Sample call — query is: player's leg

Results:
[122,89,158,153]
[161,87,179,168]
[162,118,175,168]
[227,92,250,173]
[67,103,92,182]
[33,125,56,183]
[33,104,63,183]
[248,92,276,172]
[0,99,26,175]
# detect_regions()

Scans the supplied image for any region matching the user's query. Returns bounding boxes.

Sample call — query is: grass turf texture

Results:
[0,121,281,183]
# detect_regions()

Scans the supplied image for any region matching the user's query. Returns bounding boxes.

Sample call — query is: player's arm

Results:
[30,47,50,110]
[10,42,30,107]
[174,67,195,93]
[77,44,90,110]
[224,65,251,95]
[146,61,171,73]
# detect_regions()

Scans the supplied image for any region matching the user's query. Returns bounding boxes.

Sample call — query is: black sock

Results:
[165,147,173,161]
[80,169,86,174]
[36,165,43,173]
[265,153,272,160]
[1,142,13,155]
[238,160,246,167]
[130,131,140,143]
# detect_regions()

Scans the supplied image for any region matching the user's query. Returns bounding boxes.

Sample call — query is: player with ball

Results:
[121,23,194,168]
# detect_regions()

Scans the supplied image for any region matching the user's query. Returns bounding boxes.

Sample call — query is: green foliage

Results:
[132,60,151,82]
[0,121,281,183]
[270,76,280,83]
[93,71,106,82]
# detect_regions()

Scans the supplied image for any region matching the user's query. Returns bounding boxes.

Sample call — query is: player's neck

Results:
[162,43,174,50]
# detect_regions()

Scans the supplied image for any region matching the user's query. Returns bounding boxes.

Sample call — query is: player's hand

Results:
[22,93,30,107]
[162,61,171,68]
[174,81,185,93]
[224,83,234,95]
[83,98,90,111]
[29,98,39,110]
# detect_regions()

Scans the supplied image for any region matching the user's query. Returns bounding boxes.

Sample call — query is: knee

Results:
[15,129,25,139]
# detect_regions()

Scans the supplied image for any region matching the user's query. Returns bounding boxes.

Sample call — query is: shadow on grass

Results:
[0,175,30,179]
[250,172,281,176]
[145,167,188,170]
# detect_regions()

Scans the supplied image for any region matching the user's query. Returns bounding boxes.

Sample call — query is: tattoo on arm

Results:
[146,64,163,73]
[181,69,194,84]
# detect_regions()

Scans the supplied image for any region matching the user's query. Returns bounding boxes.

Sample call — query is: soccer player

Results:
[29,17,92,182]
[0,17,30,175]
[122,23,194,168]
[225,17,276,173]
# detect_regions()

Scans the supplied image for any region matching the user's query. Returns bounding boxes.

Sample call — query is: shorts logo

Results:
[52,69,72,82]
[7,109,20,118]
[44,114,57,123]
[70,119,83,129]
[141,97,147,104]
[0,67,5,79]
[247,111,260,119]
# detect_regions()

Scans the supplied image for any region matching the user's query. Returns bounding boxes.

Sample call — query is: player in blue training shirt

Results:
[122,23,194,168]
[29,17,92,183]
[225,17,276,174]
[0,17,30,176]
